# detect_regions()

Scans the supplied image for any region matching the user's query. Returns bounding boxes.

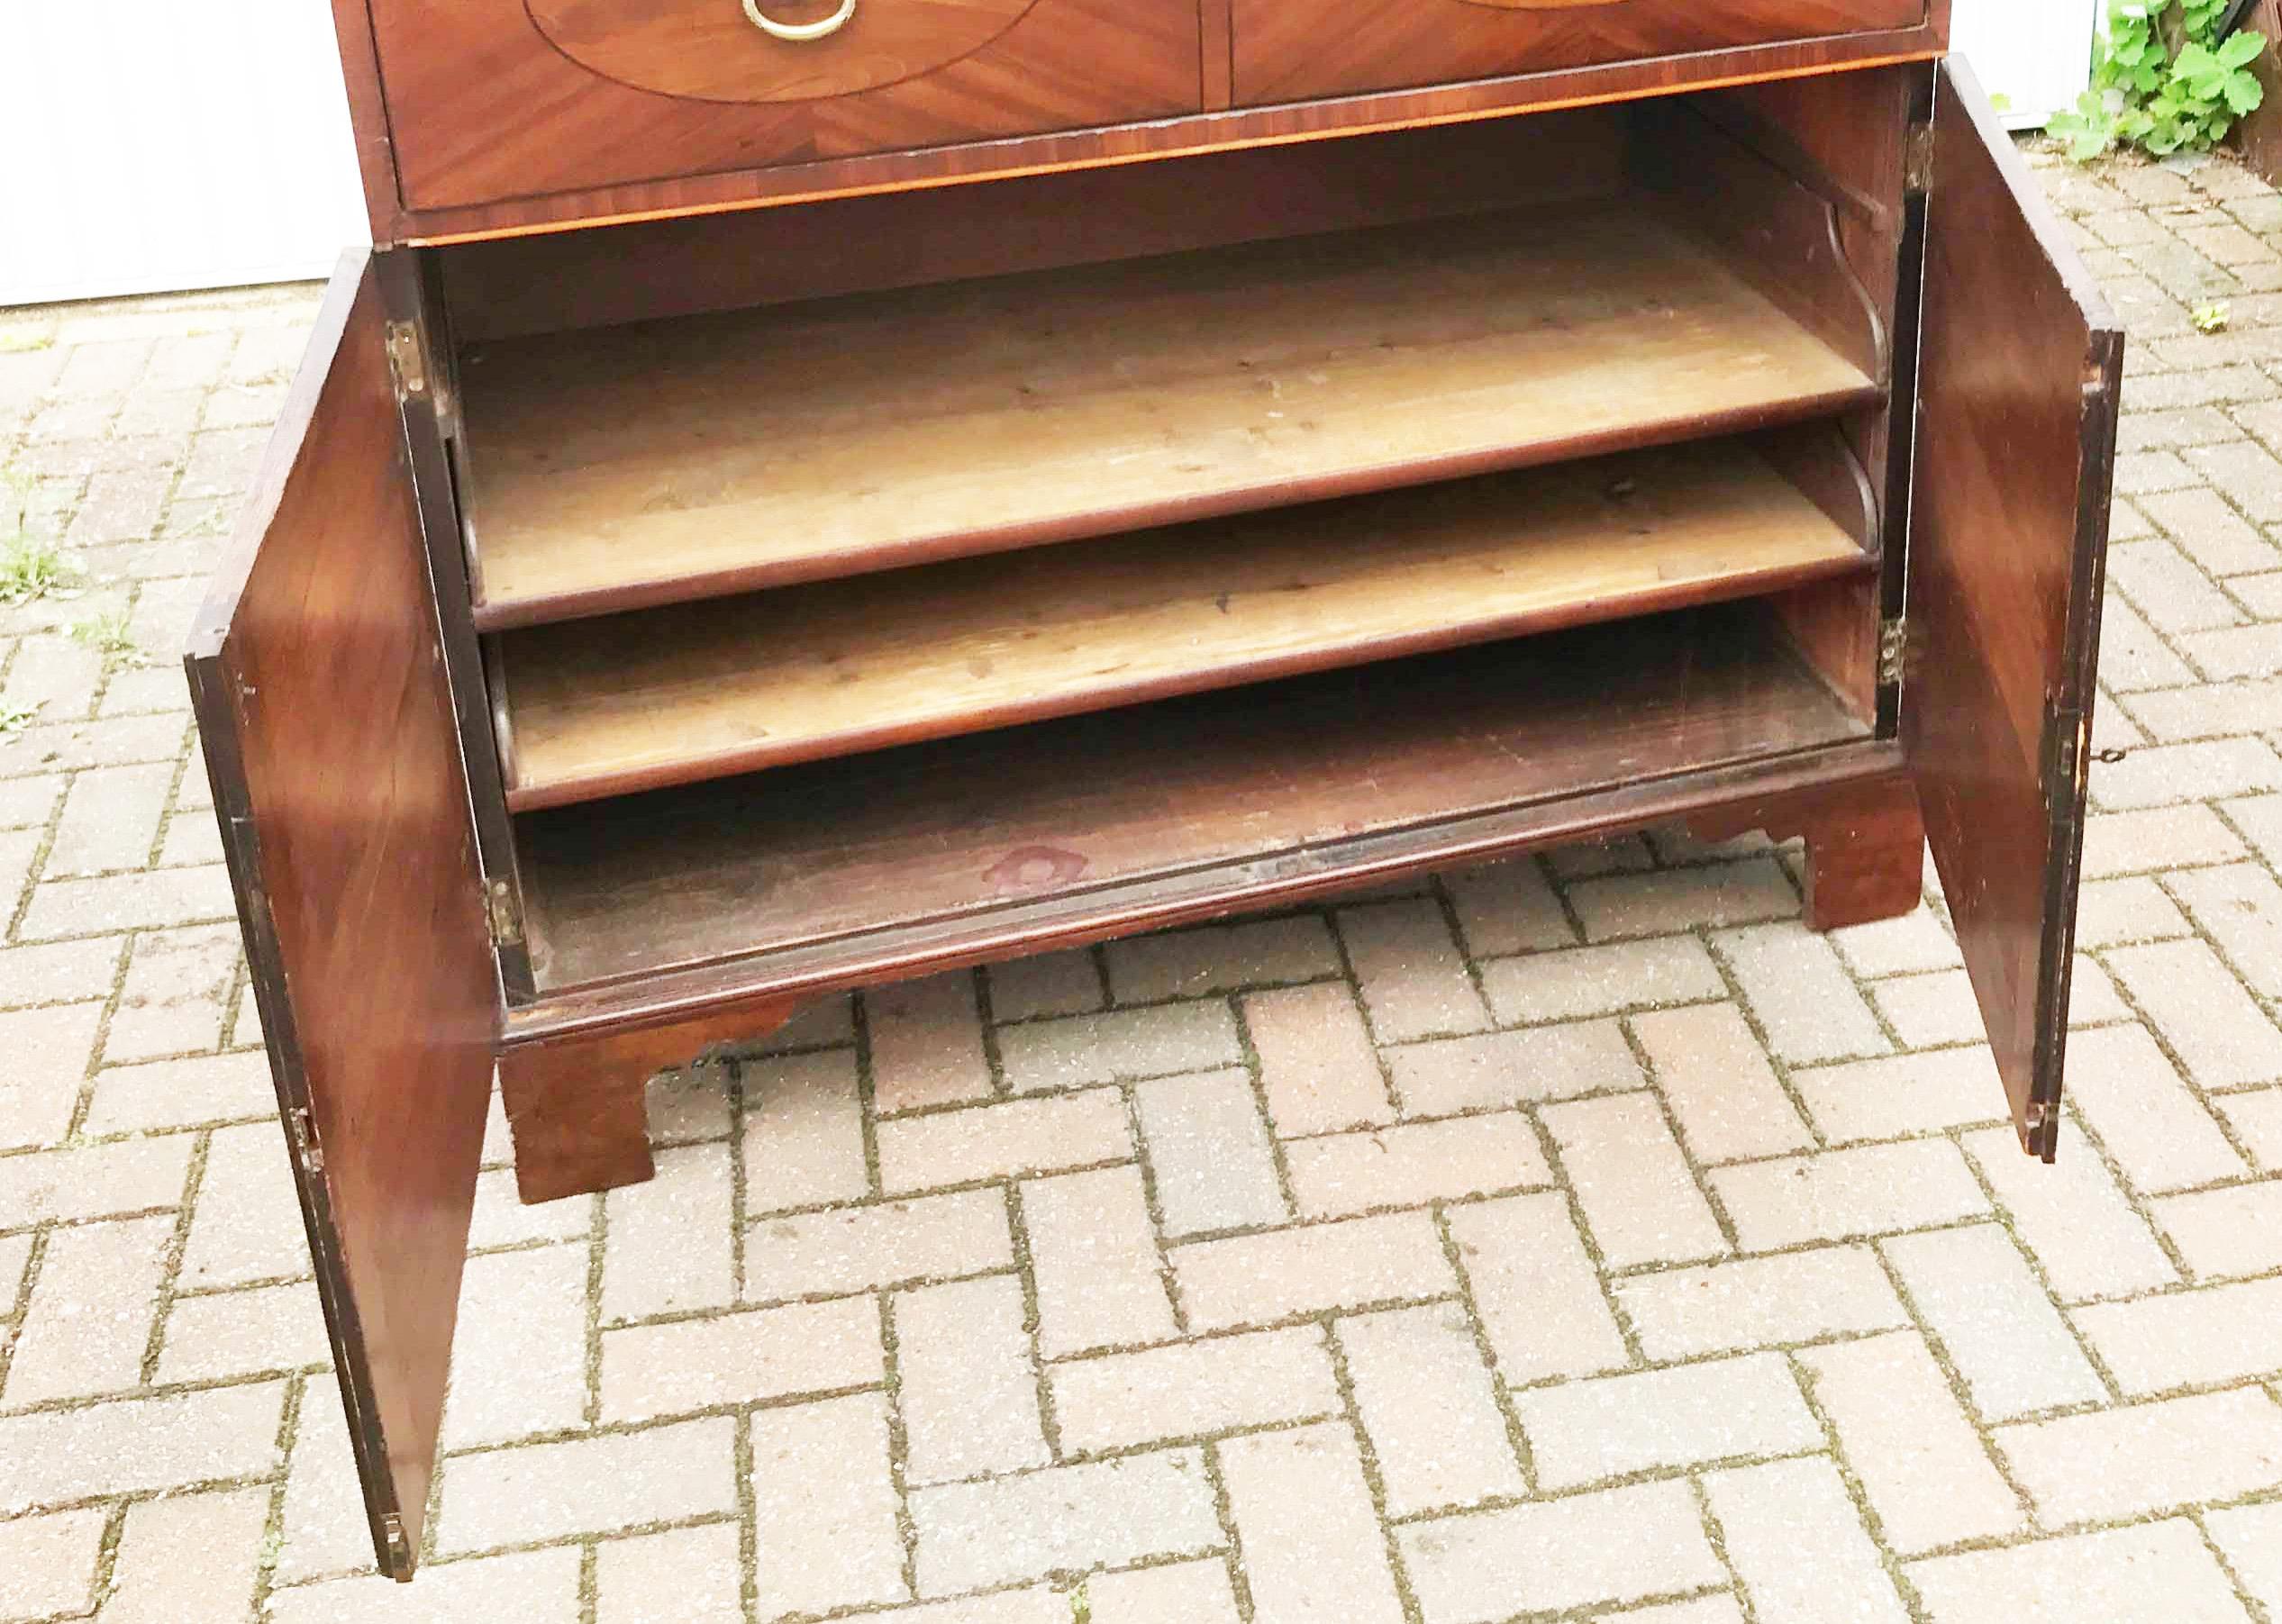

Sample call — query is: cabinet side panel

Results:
[186,253,496,1578]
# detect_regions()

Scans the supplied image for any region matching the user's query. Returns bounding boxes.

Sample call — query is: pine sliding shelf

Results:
[457,202,1884,630]
[492,440,1873,810]
[514,606,1872,992]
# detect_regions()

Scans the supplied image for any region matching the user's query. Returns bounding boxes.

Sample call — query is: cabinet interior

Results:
[420,72,1915,998]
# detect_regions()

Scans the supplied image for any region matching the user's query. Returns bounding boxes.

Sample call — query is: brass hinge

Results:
[1904,122,1937,195]
[385,321,428,400]
[2045,697,2091,820]
[288,1105,323,1177]
[380,1511,413,1571]
[486,877,524,949]
[1877,617,1911,687]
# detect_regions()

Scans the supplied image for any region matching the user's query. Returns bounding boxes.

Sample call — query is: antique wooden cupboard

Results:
[190,0,2120,1579]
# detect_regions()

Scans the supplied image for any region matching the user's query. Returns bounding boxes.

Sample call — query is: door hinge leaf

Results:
[486,878,524,949]
[1905,121,1937,195]
[2044,695,2091,822]
[385,321,428,401]
[1877,617,1911,687]
[381,1511,412,1570]
[289,1105,323,1177]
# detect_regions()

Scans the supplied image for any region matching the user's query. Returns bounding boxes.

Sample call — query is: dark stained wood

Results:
[380,251,536,1002]
[2234,0,2282,186]
[1202,0,1235,108]
[185,254,496,1581]
[1685,61,1923,649]
[459,202,1881,628]
[512,607,1875,997]
[352,23,1945,243]
[368,0,1204,213]
[1765,574,1882,721]
[326,0,405,240]
[1632,97,1889,381]
[1232,0,1923,106]
[495,441,1872,809]
[438,111,1627,342]
[1690,769,1924,927]
[498,1003,798,1201]
[1908,61,2123,1161]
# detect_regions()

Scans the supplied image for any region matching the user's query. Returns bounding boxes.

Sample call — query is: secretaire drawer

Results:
[1229,0,1928,106]
[366,0,1204,213]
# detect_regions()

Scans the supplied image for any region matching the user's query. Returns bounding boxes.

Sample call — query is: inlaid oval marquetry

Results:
[525,0,1044,104]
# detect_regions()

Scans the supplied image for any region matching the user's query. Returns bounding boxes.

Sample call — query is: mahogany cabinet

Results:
[191,0,2123,1580]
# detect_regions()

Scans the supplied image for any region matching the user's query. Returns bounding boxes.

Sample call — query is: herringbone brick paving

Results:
[1,142,2279,1623]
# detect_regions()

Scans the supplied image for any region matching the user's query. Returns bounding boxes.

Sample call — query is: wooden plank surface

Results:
[185,254,496,1579]
[460,203,1881,628]
[495,441,1870,809]
[516,606,1869,991]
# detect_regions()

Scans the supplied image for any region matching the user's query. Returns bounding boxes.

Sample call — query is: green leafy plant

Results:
[2196,299,2234,331]
[2050,1,2268,160]
[0,702,41,745]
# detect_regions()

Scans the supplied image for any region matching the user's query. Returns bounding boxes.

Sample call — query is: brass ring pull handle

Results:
[742,0,857,40]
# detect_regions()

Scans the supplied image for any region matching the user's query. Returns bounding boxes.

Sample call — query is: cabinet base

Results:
[496,778,1926,1204]
[497,1001,800,1202]
[1689,768,1926,930]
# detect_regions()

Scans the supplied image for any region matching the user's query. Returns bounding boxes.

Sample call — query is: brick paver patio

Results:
[3,143,2281,1624]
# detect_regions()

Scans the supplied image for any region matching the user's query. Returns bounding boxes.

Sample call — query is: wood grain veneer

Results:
[1905,61,2123,1161]
[459,202,1880,629]
[1232,0,1924,105]
[186,256,496,1580]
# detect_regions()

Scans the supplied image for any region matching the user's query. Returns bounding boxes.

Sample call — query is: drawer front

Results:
[1230,0,1928,105]
[368,0,1203,212]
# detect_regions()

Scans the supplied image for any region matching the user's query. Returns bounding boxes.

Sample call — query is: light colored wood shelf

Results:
[459,202,1881,630]
[494,440,1870,810]
[514,605,1874,992]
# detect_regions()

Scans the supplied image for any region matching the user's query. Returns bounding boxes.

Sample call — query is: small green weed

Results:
[0,533,79,606]
[2195,300,2233,331]
[0,469,83,605]
[68,608,143,667]
[1067,1582,1092,1623]
[0,702,41,744]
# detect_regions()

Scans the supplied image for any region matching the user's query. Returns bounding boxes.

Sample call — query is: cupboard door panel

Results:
[186,252,496,1579]
[1907,60,2123,1160]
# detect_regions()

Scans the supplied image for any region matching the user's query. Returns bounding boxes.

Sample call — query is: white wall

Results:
[0,3,370,307]
[1951,0,2105,129]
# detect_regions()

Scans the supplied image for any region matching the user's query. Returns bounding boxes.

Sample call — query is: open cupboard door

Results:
[186,252,497,1578]
[1907,61,2124,1162]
